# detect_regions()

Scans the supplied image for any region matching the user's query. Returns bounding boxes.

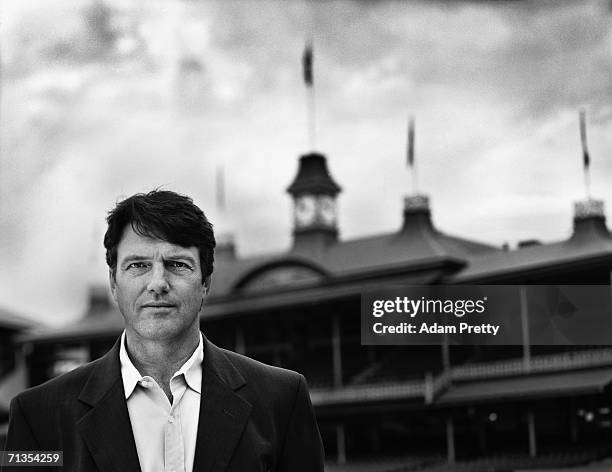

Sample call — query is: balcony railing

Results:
[310,380,424,407]
[311,348,612,407]
[451,348,612,381]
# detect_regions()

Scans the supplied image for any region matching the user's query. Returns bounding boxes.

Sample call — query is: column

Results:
[446,416,456,464]
[336,423,346,464]
[332,315,343,388]
[520,286,532,371]
[527,409,537,457]
[569,398,579,443]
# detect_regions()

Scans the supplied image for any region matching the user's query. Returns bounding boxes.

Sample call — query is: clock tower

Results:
[287,152,341,252]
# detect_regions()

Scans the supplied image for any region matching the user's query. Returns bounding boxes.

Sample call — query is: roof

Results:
[287,153,341,195]
[451,216,612,282]
[19,308,124,344]
[0,306,39,331]
[437,366,612,404]
[17,284,123,343]
[209,207,497,298]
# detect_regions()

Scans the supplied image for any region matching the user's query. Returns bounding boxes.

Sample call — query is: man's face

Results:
[110,226,210,342]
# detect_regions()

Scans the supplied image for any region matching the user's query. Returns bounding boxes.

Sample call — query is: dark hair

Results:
[104,190,215,280]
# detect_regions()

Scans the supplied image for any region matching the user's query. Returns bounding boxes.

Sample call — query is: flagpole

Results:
[308,77,316,152]
[579,108,591,199]
[584,170,591,200]
[407,116,418,194]
[216,164,225,213]
[303,40,316,152]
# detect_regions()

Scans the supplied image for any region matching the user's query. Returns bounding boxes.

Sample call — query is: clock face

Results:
[295,195,317,227]
[318,196,336,226]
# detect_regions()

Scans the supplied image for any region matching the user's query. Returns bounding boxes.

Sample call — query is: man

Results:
[3,190,324,472]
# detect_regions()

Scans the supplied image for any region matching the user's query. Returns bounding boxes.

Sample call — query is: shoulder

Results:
[218,346,303,387]
[209,346,313,427]
[208,343,306,402]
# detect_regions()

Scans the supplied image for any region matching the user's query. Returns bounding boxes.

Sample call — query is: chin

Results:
[134,320,190,341]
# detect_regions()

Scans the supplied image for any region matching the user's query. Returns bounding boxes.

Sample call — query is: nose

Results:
[147,263,170,294]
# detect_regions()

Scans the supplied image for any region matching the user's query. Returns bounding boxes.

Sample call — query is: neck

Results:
[125,328,200,383]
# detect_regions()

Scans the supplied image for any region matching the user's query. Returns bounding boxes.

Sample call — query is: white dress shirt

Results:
[119,331,203,472]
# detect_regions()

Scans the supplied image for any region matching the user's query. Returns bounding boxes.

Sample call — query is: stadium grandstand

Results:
[12,152,612,471]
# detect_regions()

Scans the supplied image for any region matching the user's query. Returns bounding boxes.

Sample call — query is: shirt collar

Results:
[119,331,204,399]
[173,333,203,394]
[119,331,142,399]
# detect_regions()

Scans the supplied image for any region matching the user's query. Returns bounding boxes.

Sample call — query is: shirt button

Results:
[168,416,175,423]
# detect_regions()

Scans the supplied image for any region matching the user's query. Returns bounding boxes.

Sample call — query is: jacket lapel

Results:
[76,338,141,472]
[192,337,252,472]
[73,336,251,472]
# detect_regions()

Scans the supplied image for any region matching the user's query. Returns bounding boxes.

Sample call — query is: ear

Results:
[109,269,118,303]
[203,275,212,295]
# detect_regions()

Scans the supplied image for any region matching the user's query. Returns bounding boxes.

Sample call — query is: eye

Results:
[166,261,193,272]
[126,262,150,270]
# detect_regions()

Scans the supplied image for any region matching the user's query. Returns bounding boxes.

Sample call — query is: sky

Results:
[0,0,611,325]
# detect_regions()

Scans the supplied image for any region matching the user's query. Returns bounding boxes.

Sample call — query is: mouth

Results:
[141,303,176,309]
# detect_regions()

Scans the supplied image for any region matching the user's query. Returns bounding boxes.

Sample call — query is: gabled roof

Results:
[309,226,494,277]
[451,215,612,283]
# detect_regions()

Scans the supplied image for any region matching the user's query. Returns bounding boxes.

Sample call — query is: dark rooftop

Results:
[451,199,612,282]
[0,306,39,332]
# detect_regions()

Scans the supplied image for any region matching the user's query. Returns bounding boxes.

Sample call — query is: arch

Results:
[234,258,328,293]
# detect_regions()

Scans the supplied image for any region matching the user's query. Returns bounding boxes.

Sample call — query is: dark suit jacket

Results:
[2,336,325,472]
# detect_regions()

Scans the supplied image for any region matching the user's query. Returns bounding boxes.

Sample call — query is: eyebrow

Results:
[166,254,198,265]
[120,254,198,266]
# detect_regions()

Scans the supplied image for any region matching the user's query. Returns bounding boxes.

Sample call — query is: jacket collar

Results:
[77,334,252,472]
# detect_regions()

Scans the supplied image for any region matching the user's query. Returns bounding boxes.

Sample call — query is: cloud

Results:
[0,0,611,325]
